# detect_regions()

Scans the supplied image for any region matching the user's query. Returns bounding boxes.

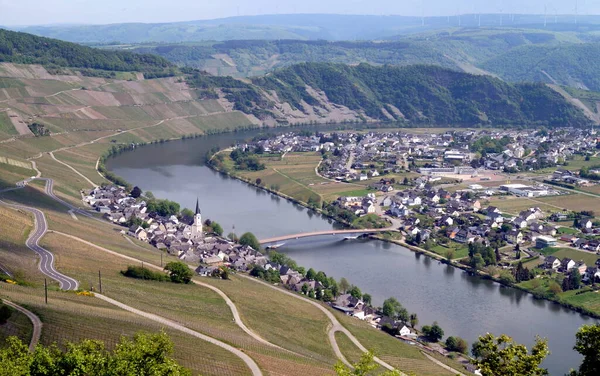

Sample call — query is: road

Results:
[1,300,42,351]
[0,200,79,291]
[237,274,400,374]
[95,294,263,376]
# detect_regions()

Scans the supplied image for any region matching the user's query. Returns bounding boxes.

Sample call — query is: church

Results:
[191,198,203,241]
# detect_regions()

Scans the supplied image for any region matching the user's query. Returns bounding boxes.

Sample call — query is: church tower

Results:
[191,198,203,241]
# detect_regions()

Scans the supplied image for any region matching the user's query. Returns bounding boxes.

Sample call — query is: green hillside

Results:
[249,63,589,126]
[119,28,575,78]
[0,28,175,77]
[480,43,600,91]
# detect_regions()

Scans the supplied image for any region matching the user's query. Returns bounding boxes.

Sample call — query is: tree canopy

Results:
[239,232,261,251]
[471,333,549,376]
[0,332,190,376]
[164,262,193,284]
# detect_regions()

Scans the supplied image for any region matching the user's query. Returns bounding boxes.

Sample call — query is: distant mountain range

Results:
[12,13,600,43]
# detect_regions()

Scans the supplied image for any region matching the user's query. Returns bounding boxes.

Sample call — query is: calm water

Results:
[107,129,598,375]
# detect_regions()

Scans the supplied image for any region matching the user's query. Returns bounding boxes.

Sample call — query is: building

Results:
[191,199,203,241]
[500,184,549,197]
[536,235,557,249]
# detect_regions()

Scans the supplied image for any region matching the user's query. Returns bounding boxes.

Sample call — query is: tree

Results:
[548,281,562,295]
[446,336,468,354]
[210,222,224,236]
[227,232,238,242]
[306,268,317,280]
[409,313,418,328]
[180,208,194,219]
[323,289,334,302]
[334,351,401,376]
[239,232,261,250]
[470,253,485,271]
[570,269,582,290]
[422,322,444,342]
[164,262,193,284]
[0,332,190,376]
[382,297,403,319]
[301,283,309,295]
[316,288,323,300]
[471,333,549,376]
[349,285,362,299]
[362,294,372,306]
[572,324,600,376]
[0,303,12,325]
[255,178,262,186]
[339,278,350,294]
[130,186,142,198]
[495,247,501,263]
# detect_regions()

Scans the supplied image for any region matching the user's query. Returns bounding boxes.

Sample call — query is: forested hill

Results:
[480,43,600,92]
[0,28,175,76]
[244,63,589,127]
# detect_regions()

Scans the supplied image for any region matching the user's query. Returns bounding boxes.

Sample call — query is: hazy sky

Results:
[1,0,598,26]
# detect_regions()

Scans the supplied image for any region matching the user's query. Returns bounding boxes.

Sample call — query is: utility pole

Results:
[98,270,102,293]
[44,278,48,304]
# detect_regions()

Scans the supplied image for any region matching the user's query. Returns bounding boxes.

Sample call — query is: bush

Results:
[121,266,169,282]
[164,262,193,284]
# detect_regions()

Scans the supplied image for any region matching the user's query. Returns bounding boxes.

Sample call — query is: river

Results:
[107,128,598,375]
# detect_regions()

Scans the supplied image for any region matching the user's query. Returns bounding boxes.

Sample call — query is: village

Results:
[234,127,600,293]
[81,126,600,365]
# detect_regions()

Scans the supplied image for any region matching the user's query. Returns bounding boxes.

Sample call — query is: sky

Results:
[1,0,599,26]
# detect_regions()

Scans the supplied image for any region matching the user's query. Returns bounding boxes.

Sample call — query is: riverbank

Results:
[206,149,600,323]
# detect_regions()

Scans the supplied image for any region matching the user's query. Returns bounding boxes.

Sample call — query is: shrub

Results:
[121,266,169,282]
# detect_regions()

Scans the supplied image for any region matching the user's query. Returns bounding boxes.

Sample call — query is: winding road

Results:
[0,197,79,291]
[1,299,42,351]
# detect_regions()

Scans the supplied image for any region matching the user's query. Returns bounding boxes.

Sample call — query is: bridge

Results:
[259,228,395,245]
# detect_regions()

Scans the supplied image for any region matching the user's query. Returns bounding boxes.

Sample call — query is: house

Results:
[575,262,587,275]
[584,266,600,283]
[381,196,393,207]
[581,219,594,229]
[512,216,529,229]
[455,229,469,244]
[399,325,417,339]
[486,206,502,214]
[544,256,561,270]
[487,212,504,223]
[559,258,576,273]
[439,215,454,226]
[505,229,523,244]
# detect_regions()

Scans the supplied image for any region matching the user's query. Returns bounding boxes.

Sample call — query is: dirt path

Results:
[237,274,400,373]
[49,152,98,188]
[2,299,42,351]
[95,294,262,376]
[421,352,466,376]
[48,231,283,351]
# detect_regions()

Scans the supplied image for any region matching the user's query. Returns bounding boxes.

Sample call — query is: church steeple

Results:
[191,198,203,241]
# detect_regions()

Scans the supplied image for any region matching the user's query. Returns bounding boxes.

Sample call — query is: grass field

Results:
[487,196,562,215]
[229,152,388,205]
[332,311,462,376]
[542,247,599,266]
[537,194,600,213]
[431,243,470,259]
[334,331,363,365]
[0,284,251,376]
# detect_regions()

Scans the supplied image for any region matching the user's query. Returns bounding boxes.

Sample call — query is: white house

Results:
[399,325,417,339]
